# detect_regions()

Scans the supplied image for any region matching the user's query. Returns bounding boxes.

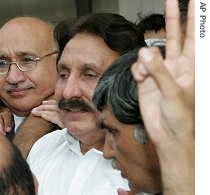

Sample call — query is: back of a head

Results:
[137,13,165,34]
[54,13,146,57]
[0,135,35,195]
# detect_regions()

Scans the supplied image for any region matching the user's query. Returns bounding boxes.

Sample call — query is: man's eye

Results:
[84,70,100,78]
[59,73,69,79]
[58,69,70,79]
[21,57,36,64]
[85,73,98,78]
[0,60,8,66]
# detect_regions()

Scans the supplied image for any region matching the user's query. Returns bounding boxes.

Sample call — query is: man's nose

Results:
[62,75,83,100]
[6,63,26,84]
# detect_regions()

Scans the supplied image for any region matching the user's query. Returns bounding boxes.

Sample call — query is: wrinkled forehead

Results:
[58,33,119,70]
[0,20,54,53]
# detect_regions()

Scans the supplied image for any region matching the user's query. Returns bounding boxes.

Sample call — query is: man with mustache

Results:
[0,17,59,157]
[93,0,194,194]
[27,13,147,195]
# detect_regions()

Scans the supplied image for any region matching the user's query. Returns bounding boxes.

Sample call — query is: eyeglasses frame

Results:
[0,51,59,75]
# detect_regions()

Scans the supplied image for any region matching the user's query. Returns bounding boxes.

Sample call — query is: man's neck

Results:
[80,141,104,154]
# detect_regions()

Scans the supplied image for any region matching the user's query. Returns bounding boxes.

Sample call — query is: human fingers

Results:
[0,111,14,134]
[137,47,180,96]
[42,99,57,105]
[183,0,195,60]
[0,121,6,135]
[165,0,182,58]
[117,188,134,195]
[131,61,149,82]
[31,103,59,115]
[39,111,64,129]
[131,46,151,83]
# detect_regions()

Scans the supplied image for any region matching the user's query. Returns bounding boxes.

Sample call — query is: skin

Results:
[94,1,194,194]
[131,0,194,194]
[31,100,64,129]
[144,28,166,40]
[0,17,58,117]
[0,17,59,158]
[55,33,119,154]
[99,106,161,194]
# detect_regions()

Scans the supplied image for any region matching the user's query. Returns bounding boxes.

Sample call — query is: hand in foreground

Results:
[132,0,194,155]
[31,100,64,129]
[131,0,194,194]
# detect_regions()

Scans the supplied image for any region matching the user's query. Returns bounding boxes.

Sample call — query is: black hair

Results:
[93,49,141,124]
[0,142,35,195]
[93,46,165,124]
[54,12,146,61]
[178,0,189,23]
[137,13,165,34]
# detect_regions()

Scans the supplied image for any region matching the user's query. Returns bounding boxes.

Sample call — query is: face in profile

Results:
[98,106,162,194]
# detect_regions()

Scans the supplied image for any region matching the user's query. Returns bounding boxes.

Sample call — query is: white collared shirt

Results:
[145,38,166,47]
[27,128,130,195]
[13,114,25,133]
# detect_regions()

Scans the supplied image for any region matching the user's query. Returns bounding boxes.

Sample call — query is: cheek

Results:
[55,83,63,100]
[84,87,95,103]
[115,138,146,169]
[55,78,68,98]
[113,138,133,162]
[0,80,5,95]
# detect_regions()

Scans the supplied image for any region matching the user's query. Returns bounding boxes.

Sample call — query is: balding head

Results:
[0,16,57,52]
[0,16,58,116]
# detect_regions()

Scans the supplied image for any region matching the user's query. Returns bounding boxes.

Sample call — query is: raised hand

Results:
[131,0,194,194]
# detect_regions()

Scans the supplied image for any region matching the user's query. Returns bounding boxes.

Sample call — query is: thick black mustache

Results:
[58,98,95,112]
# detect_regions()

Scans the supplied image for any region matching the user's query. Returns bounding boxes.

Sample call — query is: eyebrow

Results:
[57,63,69,70]
[57,62,103,75]
[19,51,37,55]
[0,51,37,59]
[97,118,118,133]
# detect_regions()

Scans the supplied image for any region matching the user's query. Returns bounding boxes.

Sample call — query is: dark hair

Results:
[178,0,189,23]
[53,17,78,57]
[0,142,35,195]
[137,13,165,34]
[93,49,141,124]
[93,46,165,124]
[54,12,146,60]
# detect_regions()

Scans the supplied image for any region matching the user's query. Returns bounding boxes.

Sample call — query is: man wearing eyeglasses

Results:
[0,17,59,157]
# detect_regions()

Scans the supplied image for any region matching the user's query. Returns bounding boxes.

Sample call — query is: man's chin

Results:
[128,182,142,195]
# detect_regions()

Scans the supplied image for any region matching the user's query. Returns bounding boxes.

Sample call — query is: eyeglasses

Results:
[0,51,59,75]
